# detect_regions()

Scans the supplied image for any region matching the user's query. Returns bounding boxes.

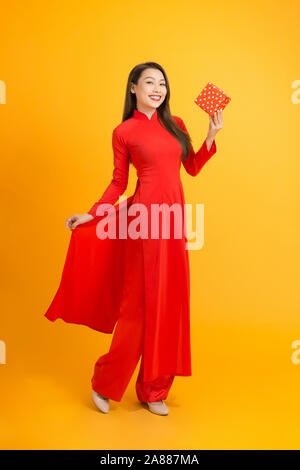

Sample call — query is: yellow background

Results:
[1,0,300,450]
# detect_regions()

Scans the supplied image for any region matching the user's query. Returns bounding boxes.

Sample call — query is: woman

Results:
[44,61,223,416]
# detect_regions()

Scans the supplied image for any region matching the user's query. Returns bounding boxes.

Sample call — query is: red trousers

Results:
[91,237,175,402]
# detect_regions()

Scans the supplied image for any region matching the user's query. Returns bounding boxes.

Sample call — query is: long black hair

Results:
[121,61,192,165]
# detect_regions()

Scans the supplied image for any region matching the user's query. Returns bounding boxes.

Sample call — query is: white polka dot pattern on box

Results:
[194,82,231,116]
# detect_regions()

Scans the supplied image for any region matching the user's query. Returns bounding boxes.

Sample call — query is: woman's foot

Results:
[91,390,109,413]
[142,400,169,415]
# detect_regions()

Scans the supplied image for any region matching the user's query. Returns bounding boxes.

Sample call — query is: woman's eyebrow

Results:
[144,76,166,81]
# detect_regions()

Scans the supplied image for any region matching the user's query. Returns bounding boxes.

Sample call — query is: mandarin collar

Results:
[133,108,158,122]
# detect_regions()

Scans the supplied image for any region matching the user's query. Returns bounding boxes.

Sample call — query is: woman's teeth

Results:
[149,96,161,101]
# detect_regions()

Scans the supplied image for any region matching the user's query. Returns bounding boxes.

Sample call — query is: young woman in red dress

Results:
[44,62,223,416]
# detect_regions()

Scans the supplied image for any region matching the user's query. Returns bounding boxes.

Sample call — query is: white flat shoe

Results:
[142,400,169,416]
[92,390,109,413]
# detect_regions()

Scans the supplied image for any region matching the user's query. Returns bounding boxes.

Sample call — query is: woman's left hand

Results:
[208,109,223,138]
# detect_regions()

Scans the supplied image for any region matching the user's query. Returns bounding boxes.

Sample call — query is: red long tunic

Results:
[44,108,217,382]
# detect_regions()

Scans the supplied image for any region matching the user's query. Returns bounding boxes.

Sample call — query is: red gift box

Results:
[194,82,231,116]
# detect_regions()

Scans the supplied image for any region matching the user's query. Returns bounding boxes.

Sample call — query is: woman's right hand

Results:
[65,213,94,231]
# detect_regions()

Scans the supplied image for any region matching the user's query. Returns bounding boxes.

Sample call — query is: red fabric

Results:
[91,235,174,402]
[44,108,217,382]
[194,82,231,116]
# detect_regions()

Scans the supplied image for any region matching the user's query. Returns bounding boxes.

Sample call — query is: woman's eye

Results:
[146,81,166,86]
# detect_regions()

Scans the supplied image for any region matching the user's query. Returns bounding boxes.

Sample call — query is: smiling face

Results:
[130,68,167,113]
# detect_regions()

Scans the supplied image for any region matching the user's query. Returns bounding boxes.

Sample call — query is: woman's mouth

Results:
[149,95,161,101]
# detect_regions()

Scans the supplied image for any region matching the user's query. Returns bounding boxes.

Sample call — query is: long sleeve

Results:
[87,128,130,218]
[175,116,217,177]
